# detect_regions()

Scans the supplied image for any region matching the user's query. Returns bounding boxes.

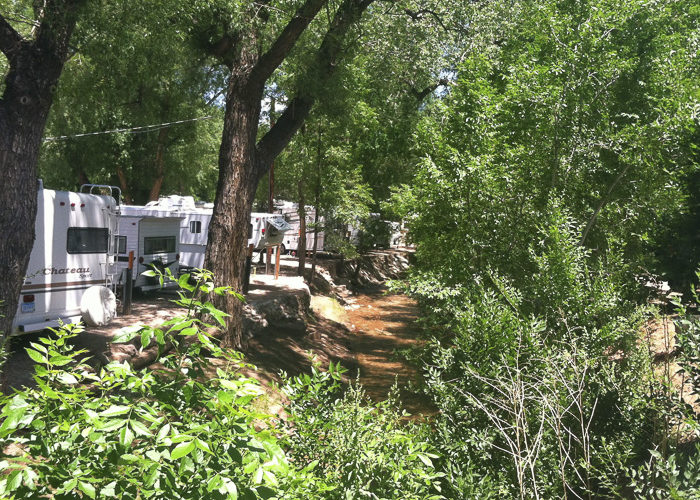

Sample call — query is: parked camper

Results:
[143,195,291,272]
[115,205,184,291]
[273,201,325,255]
[13,183,120,334]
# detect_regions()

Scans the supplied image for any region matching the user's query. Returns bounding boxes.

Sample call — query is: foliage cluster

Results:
[386,0,700,497]
[282,362,443,499]
[0,270,308,499]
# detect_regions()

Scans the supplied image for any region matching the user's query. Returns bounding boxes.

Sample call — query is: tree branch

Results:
[404,8,450,33]
[255,0,374,174]
[249,0,327,88]
[0,15,25,60]
[411,77,449,102]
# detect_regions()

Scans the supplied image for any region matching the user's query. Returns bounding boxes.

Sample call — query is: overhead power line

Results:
[43,115,214,142]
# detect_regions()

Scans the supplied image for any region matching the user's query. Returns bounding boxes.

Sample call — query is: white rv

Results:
[273,201,325,255]
[143,196,291,271]
[115,205,184,291]
[13,183,119,334]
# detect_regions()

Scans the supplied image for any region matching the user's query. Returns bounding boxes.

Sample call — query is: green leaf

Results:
[178,273,195,291]
[119,425,135,448]
[79,481,96,499]
[130,419,152,436]
[100,481,117,497]
[156,423,171,442]
[415,453,434,467]
[49,354,74,366]
[6,470,22,492]
[207,474,223,492]
[195,438,213,454]
[100,405,131,417]
[26,348,47,364]
[112,325,142,343]
[0,406,25,434]
[141,329,152,349]
[171,441,195,460]
[29,342,47,353]
[58,372,79,385]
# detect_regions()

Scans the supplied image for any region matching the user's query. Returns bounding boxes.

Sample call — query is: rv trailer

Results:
[273,201,325,255]
[143,196,290,273]
[115,205,184,291]
[12,183,120,334]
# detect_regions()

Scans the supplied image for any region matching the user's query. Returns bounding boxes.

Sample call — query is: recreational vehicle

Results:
[273,201,325,255]
[143,196,291,273]
[115,205,184,291]
[12,183,120,334]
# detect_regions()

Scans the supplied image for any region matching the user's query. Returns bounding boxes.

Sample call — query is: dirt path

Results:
[343,289,433,416]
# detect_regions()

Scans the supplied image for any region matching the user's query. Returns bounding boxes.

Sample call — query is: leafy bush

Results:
[282,360,445,500]
[0,269,311,499]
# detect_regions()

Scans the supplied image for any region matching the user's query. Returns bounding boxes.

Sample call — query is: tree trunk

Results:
[116,166,133,204]
[297,180,307,277]
[203,0,374,348]
[310,127,322,280]
[204,61,263,349]
[0,3,83,337]
[148,127,169,202]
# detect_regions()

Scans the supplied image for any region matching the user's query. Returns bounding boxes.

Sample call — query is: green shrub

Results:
[282,360,444,500]
[0,269,313,499]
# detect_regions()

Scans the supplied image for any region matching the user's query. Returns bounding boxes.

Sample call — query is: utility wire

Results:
[43,115,214,142]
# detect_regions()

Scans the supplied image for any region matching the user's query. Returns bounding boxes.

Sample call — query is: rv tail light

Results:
[23,294,35,303]
[70,203,76,207]
[80,203,85,208]
[261,228,266,235]
[138,256,144,264]
[59,202,65,206]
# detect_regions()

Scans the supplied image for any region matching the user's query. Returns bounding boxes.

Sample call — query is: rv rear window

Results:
[248,223,253,239]
[67,228,109,254]
[115,236,127,254]
[144,236,176,254]
[190,220,202,233]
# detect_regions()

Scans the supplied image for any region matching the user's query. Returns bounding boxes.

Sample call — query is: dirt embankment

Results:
[3,249,432,416]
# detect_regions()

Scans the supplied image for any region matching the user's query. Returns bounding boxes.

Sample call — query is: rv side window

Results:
[114,236,127,254]
[189,220,202,234]
[144,236,176,254]
[67,228,109,254]
[248,223,253,239]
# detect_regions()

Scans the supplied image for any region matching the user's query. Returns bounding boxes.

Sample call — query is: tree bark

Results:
[0,2,84,337]
[204,0,375,348]
[310,126,323,281]
[148,127,169,201]
[297,180,307,277]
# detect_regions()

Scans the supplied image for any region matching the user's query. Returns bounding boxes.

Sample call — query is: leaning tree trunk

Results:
[203,0,374,348]
[0,3,83,337]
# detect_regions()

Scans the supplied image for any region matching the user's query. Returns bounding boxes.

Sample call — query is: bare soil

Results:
[245,286,435,418]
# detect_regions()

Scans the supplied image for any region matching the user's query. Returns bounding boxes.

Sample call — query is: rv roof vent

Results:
[80,286,117,327]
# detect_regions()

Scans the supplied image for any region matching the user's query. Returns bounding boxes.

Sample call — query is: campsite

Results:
[1,0,699,498]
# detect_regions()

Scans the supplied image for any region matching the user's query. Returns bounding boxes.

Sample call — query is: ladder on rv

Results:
[80,184,123,293]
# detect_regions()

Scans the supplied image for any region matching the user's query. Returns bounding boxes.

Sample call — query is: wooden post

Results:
[243,244,254,294]
[123,251,134,315]
[275,245,281,280]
